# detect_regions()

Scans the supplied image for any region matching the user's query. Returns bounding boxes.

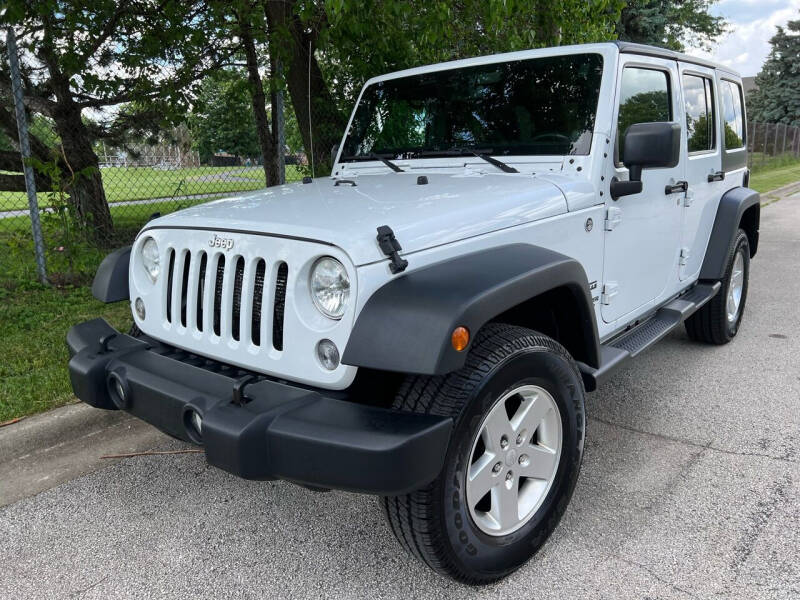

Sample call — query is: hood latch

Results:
[376,225,408,274]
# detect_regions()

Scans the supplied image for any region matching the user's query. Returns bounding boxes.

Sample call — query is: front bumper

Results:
[67,319,451,495]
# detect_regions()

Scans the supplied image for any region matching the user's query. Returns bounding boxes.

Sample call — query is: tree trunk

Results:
[240,19,281,187]
[264,2,346,176]
[39,37,114,241]
[52,103,114,241]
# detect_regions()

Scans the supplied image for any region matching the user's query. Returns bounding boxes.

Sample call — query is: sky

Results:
[685,0,800,77]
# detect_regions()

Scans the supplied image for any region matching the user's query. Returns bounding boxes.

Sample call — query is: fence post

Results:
[275,58,286,185]
[6,28,47,285]
[781,123,788,155]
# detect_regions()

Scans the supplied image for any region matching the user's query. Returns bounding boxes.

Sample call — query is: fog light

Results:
[316,339,340,370]
[135,297,146,320]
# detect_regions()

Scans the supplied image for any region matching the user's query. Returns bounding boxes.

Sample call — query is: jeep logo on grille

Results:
[209,234,234,250]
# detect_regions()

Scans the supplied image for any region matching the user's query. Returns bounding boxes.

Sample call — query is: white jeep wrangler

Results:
[68,42,759,584]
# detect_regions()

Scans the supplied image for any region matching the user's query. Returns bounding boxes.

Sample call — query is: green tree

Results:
[748,15,800,126]
[616,1,726,51]
[0,1,231,239]
[189,71,261,163]
[264,0,625,174]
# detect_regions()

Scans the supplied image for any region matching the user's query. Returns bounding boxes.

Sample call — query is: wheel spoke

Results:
[467,452,498,506]
[482,405,514,450]
[518,444,559,480]
[491,481,519,529]
[511,390,551,434]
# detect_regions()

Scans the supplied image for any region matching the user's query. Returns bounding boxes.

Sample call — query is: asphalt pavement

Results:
[1,191,798,599]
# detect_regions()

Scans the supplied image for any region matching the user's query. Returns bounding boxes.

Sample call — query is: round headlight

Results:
[310,257,350,319]
[141,237,160,282]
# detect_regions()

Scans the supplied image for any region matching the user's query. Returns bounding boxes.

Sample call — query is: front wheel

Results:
[381,324,585,584]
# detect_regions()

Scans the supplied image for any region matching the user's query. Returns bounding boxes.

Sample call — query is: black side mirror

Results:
[611,122,681,199]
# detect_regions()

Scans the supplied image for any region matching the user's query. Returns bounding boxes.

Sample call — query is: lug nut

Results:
[505,471,513,481]
[500,435,509,449]
[518,454,530,467]
[492,462,502,474]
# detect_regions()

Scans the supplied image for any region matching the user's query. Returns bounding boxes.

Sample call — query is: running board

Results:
[579,281,721,391]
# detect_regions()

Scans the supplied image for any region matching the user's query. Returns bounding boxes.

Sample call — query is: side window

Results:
[721,81,745,150]
[683,74,716,153]
[617,67,671,161]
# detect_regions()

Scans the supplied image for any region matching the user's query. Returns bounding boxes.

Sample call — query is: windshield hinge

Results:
[605,207,622,231]
[376,225,408,274]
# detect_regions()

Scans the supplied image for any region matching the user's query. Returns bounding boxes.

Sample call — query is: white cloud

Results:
[684,1,800,76]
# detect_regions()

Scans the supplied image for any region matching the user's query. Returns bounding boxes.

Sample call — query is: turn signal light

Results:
[451,326,470,352]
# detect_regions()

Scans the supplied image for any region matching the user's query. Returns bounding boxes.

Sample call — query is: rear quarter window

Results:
[721,80,745,150]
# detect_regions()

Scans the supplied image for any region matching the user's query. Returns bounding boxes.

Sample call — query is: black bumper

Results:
[67,319,452,495]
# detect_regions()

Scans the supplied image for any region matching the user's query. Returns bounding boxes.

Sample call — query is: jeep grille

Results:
[164,247,287,351]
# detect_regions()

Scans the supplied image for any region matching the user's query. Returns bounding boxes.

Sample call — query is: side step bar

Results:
[579,281,721,391]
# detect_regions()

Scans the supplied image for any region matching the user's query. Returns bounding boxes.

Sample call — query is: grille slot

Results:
[180,251,191,327]
[165,249,175,323]
[273,262,288,351]
[196,252,207,331]
[251,259,266,346]
[231,257,245,341]
[213,255,225,336]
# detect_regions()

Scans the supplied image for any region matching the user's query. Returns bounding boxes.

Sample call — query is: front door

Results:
[602,56,685,324]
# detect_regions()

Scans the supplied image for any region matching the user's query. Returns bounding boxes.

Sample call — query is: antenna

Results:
[307,40,315,178]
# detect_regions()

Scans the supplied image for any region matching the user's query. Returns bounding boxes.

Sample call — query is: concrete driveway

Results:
[2,192,798,599]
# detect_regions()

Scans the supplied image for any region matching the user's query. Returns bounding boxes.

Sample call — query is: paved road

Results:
[2,194,799,599]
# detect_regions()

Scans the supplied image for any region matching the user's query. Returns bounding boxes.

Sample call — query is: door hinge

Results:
[601,282,618,305]
[679,248,690,266]
[604,207,622,231]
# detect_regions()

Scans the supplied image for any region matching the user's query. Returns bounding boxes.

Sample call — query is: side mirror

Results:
[330,144,340,165]
[611,122,681,200]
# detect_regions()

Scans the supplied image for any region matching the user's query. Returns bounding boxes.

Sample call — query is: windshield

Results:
[341,53,604,160]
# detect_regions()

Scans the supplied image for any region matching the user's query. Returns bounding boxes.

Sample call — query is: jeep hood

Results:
[146,172,574,266]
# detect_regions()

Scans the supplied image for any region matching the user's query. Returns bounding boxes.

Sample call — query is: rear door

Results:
[677,64,723,281]
[602,56,685,324]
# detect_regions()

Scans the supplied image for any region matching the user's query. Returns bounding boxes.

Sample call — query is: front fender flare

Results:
[91,246,131,303]
[342,244,600,375]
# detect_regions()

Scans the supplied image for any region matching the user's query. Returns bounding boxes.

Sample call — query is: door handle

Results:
[664,181,688,195]
[707,171,725,182]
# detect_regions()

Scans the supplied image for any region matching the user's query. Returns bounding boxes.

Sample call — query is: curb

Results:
[0,402,172,507]
[0,403,131,463]
[761,180,800,201]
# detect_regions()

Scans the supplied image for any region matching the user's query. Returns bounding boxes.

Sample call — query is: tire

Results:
[381,323,585,584]
[685,229,750,344]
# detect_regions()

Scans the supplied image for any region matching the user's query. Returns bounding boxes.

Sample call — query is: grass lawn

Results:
[0,285,131,422]
[0,165,304,212]
[1,155,799,423]
[750,157,800,194]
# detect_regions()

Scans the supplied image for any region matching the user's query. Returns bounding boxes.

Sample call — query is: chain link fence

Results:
[1,31,315,287]
[747,121,800,166]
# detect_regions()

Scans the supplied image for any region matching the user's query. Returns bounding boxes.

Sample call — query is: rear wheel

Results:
[381,324,585,584]
[685,229,750,344]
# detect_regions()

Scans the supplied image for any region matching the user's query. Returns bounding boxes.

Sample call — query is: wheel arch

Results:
[341,244,601,375]
[700,186,760,281]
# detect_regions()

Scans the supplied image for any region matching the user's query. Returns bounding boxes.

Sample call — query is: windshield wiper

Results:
[340,153,404,172]
[416,147,518,173]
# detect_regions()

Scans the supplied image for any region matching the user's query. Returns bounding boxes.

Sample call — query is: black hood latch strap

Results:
[376,225,409,274]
